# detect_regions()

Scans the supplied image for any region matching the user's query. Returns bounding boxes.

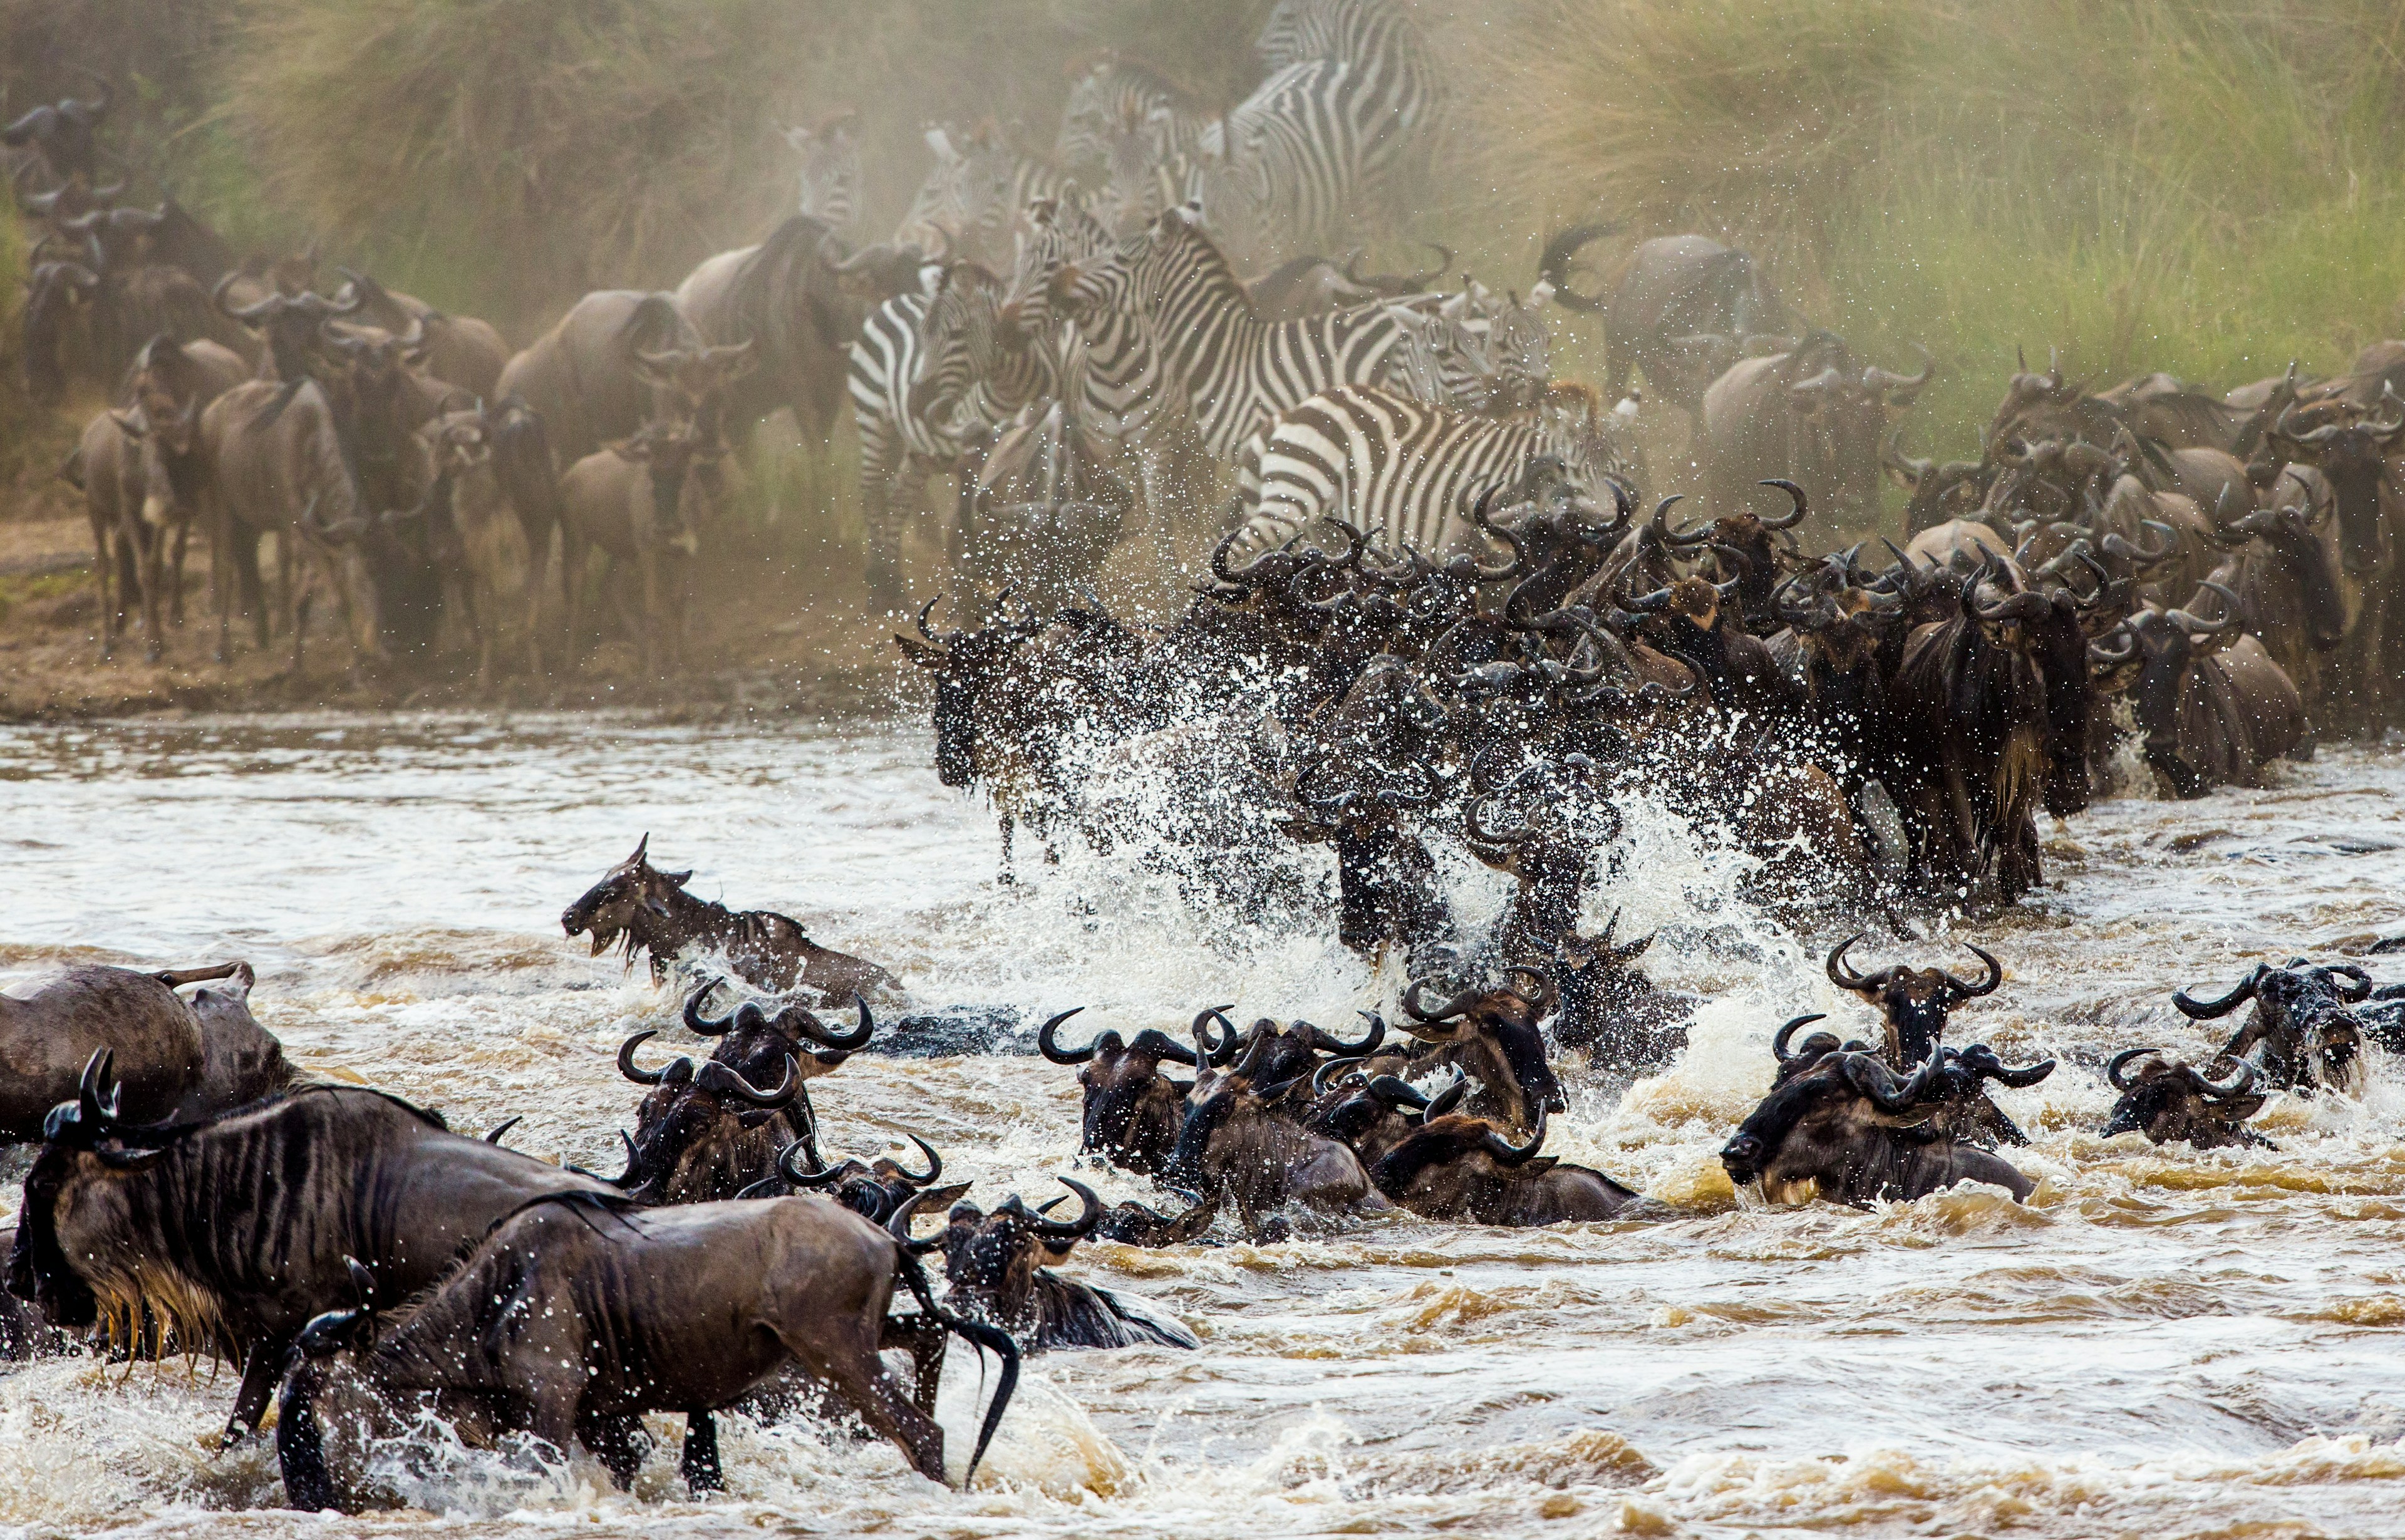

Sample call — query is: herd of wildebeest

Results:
[11,1,2405,1513]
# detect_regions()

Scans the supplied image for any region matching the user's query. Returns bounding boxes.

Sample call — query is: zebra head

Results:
[1005,189,1114,332]
[779,110,861,236]
[913,262,1019,433]
[899,122,1024,271]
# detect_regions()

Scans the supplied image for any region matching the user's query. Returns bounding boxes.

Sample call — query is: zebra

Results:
[777,110,862,237]
[847,262,1049,604]
[1055,55,1212,171]
[1160,59,1383,271]
[1253,0,1447,220]
[896,123,1070,271]
[1233,383,1642,558]
[1056,200,1414,467]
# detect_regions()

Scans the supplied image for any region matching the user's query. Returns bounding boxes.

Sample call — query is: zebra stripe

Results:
[1238,385,1640,556]
[896,125,1070,271]
[1055,56,1211,170]
[1254,0,1445,219]
[1063,204,1410,463]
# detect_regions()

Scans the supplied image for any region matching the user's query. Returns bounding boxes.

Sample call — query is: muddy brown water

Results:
[2,713,2402,1538]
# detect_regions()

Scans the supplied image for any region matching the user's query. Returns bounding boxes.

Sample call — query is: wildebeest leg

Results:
[773,1318,946,1484]
[879,1313,949,1419]
[637,545,659,674]
[678,1408,723,1493]
[128,514,167,662]
[89,505,116,659]
[581,1408,651,1491]
[996,812,1016,885]
[222,1338,289,1445]
[276,531,294,643]
[170,519,189,626]
[561,532,589,666]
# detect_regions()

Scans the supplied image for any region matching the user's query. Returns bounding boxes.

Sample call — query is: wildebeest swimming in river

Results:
[2101,1050,2272,1149]
[893,1178,1199,1353]
[2174,958,2376,1095]
[1720,1039,2038,1206]
[276,1192,1018,1507]
[561,833,898,1001]
[0,961,290,1144]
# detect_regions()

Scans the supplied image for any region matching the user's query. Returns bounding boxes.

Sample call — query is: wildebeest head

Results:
[1549,910,1689,1064]
[2119,592,2245,798]
[7,1050,128,1329]
[1778,334,1934,520]
[1884,435,1990,535]
[1826,933,2002,1067]
[913,1177,1105,1338]
[765,1127,968,1222]
[2173,959,2372,1095]
[2265,393,2404,576]
[1719,1049,1948,1204]
[611,1028,802,1204]
[1395,967,1567,1132]
[21,252,101,403]
[1309,1060,1467,1162]
[2232,499,2347,653]
[561,833,693,963]
[629,340,756,442]
[892,597,1047,788]
[1038,1005,1222,1175]
[2100,1050,2270,1149]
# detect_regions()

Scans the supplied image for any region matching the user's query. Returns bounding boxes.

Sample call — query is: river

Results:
[2,712,2401,1539]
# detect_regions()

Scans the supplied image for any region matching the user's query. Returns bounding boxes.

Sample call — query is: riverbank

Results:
[0,509,929,722]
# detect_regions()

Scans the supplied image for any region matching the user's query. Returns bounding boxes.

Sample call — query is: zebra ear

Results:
[924,126,957,163]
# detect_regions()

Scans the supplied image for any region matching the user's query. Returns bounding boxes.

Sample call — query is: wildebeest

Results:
[3,68,115,186]
[198,375,383,673]
[1700,330,1932,524]
[1378,970,1568,1134]
[2108,598,2307,798]
[2174,959,2374,1095]
[611,1029,805,1206]
[1539,227,1789,413]
[2100,1050,2271,1149]
[492,291,750,473]
[1039,1005,1228,1176]
[10,1064,616,1442]
[1162,1031,1384,1231]
[894,1179,1200,1351]
[1719,1048,2037,1206]
[757,1128,969,1221]
[0,961,287,1144]
[1824,934,2003,1067]
[91,334,251,658]
[276,1194,1018,1507]
[556,425,720,671]
[673,214,922,444]
[560,834,898,999]
[1368,1108,1645,1225]
[329,267,509,400]
[1546,913,1694,1070]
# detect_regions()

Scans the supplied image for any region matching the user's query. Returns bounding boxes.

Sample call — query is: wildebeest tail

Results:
[57,445,85,490]
[489,393,565,535]
[894,1249,1018,1483]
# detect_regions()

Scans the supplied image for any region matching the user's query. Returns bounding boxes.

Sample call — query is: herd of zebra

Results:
[828,0,1673,607]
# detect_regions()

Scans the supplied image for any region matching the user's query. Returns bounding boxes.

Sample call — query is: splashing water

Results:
[3,713,2402,1538]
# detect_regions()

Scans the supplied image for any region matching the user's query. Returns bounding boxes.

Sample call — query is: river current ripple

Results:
[2,712,2402,1539]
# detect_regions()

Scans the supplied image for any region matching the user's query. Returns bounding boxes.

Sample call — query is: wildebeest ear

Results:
[919,1181,973,1210]
[1871,1102,1941,1128]
[628,832,649,867]
[660,868,692,887]
[894,634,949,667]
[93,1144,166,1172]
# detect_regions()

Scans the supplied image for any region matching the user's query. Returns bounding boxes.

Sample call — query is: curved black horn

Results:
[777,1135,845,1188]
[2173,966,2264,1020]
[1029,1177,1105,1242]
[1757,478,1809,529]
[617,1029,680,1085]
[1840,1052,1942,1114]
[2106,1046,2157,1092]
[884,1189,947,1254]
[696,1054,799,1108]
[1306,1011,1385,1057]
[1036,1006,1099,1064]
[483,1116,522,1145]
[1536,223,1617,312]
[888,1132,942,1186]
[1826,933,1890,993]
[1772,1013,1830,1062]
[1479,1106,1548,1165]
[1942,943,2004,999]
